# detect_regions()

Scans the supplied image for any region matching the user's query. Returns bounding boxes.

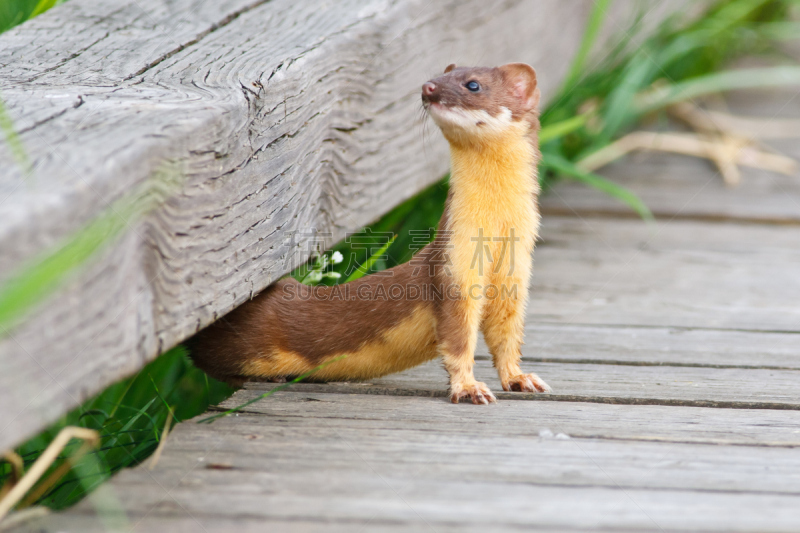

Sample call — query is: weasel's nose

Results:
[421,82,440,104]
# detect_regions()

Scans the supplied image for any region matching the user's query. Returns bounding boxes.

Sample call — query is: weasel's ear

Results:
[444,64,456,73]
[499,63,539,112]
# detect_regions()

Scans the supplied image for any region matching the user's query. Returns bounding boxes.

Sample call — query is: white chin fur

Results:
[428,105,513,137]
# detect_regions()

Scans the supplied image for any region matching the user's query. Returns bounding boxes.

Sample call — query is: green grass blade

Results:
[30,0,58,17]
[0,95,33,177]
[344,235,397,283]
[709,0,772,28]
[542,152,653,221]
[0,161,183,333]
[599,29,709,140]
[197,355,348,424]
[106,378,137,420]
[601,52,655,139]
[1,0,68,34]
[78,410,110,423]
[562,0,614,90]
[0,203,133,332]
[115,399,156,435]
[539,113,590,144]
[758,21,800,41]
[148,375,173,414]
[637,66,800,113]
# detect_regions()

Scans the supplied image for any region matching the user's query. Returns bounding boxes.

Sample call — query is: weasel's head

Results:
[421,63,540,147]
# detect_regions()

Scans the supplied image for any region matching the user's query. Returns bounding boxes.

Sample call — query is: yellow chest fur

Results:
[445,130,540,285]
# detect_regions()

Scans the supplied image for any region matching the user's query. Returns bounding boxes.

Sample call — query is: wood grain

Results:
[516,323,800,369]
[529,216,800,332]
[12,392,800,532]
[0,0,684,450]
[133,419,800,496]
[14,486,800,533]
[240,358,800,408]
[218,390,800,446]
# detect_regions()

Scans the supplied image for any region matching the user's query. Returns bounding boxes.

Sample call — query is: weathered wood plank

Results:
[529,216,800,331]
[14,396,800,532]
[243,359,800,408]
[0,0,264,88]
[514,323,800,369]
[220,390,800,446]
[13,487,800,532]
[125,421,800,495]
[11,514,573,533]
[0,0,687,451]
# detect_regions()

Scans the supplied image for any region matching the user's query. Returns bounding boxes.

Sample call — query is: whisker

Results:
[419,105,432,160]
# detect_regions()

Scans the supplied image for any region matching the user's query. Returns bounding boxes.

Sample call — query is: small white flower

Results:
[303,271,323,284]
[331,251,344,264]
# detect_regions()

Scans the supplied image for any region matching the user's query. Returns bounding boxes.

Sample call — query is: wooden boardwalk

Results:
[10,91,800,531]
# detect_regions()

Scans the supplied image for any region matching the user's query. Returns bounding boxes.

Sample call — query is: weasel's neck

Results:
[446,130,539,229]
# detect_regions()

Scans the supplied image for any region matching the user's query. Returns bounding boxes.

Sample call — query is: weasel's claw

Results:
[503,373,552,393]
[450,382,497,405]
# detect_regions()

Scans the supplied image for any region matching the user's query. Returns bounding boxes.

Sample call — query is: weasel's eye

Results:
[465,81,480,92]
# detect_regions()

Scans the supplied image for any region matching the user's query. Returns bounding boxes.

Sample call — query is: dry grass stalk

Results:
[578,131,797,186]
[0,427,99,522]
[147,408,173,471]
[669,100,800,140]
[0,453,23,500]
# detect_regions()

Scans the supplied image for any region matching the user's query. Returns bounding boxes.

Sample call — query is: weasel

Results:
[188,62,551,404]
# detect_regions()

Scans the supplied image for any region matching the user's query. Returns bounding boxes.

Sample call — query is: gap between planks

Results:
[237,382,800,411]
[475,355,800,372]
[530,320,800,337]
[127,0,273,80]
[541,206,800,227]
[198,407,800,449]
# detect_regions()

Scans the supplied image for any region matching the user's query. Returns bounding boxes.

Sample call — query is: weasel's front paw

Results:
[503,373,552,393]
[450,381,497,405]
